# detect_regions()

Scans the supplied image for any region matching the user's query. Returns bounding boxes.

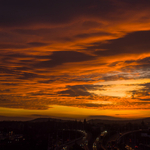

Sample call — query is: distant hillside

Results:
[87,115,123,120]
[87,117,150,124]
[2,115,150,124]
[30,116,150,124]
[30,117,70,123]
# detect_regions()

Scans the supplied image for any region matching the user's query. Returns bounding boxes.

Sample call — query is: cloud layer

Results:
[1,0,150,118]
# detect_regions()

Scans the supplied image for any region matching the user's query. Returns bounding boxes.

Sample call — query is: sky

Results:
[1,0,150,120]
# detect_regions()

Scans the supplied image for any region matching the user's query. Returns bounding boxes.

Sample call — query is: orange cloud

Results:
[1,0,150,119]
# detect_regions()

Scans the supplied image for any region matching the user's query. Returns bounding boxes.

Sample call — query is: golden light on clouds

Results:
[89,79,150,97]
[1,0,150,120]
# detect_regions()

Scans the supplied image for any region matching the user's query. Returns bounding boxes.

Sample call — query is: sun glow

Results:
[89,78,150,98]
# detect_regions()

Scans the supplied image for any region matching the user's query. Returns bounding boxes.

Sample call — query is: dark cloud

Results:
[82,21,103,28]
[0,51,93,69]
[75,32,111,39]
[108,61,123,67]
[17,72,40,80]
[93,31,150,56]
[0,43,27,49]
[15,67,31,71]
[28,91,54,96]
[0,66,15,74]
[0,51,95,81]
[58,87,91,97]
[59,89,90,97]
[1,83,19,86]
[1,0,149,28]
[0,89,10,93]
[0,61,42,80]
[0,0,114,27]
[38,80,55,83]
[58,84,102,96]
[0,53,31,64]
[27,42,49,47]
[137,57,150,66]
[34,51,95,68]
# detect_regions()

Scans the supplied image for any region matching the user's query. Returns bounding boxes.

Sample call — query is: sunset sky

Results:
[1,0,150,120]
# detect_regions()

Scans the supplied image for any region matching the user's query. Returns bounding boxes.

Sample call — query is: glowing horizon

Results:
[1,105,150,120]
